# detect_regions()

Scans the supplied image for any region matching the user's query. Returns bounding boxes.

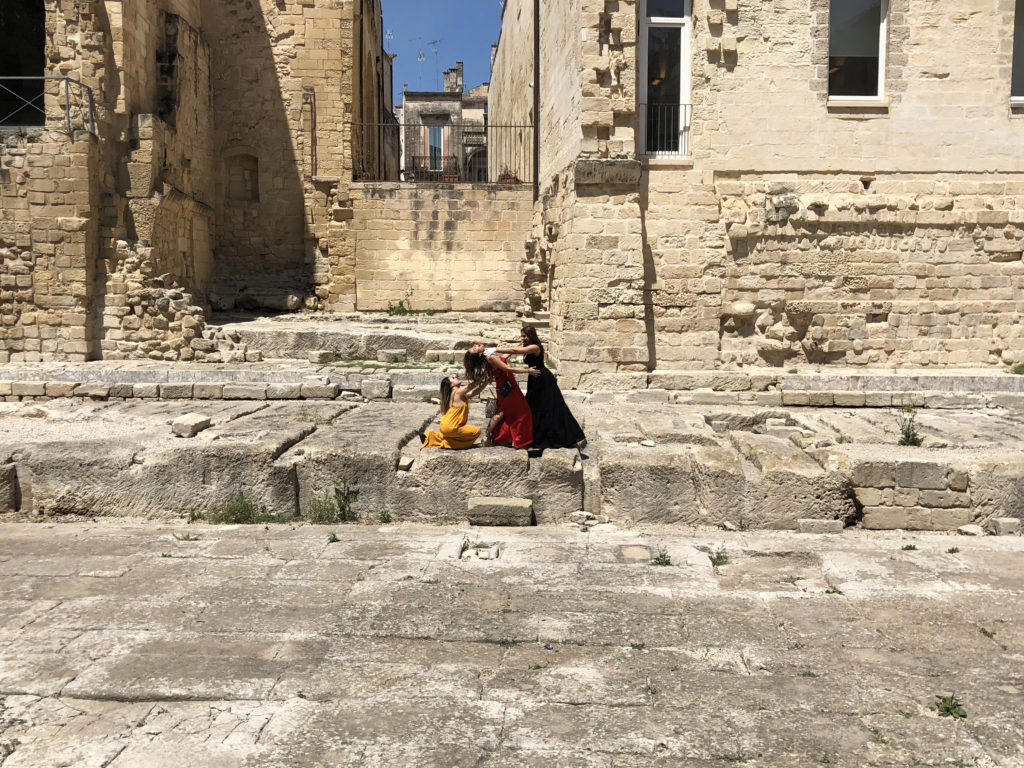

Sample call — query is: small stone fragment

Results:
[989,518,1021,536]
[957,524,986,537]
[397,456,414,471]
[720,521,738,532]
[640,439,656,447]
[172,413,212,438]
[309,350,334,364]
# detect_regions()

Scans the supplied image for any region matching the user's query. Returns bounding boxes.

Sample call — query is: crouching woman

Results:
[422,373,496,449]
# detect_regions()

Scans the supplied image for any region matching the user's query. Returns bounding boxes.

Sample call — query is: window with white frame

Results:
[828,0,887,100]
[639,0,691,156]
[1013,0,1024,103]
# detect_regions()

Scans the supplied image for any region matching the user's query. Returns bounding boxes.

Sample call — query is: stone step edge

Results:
[2,378,1023,409]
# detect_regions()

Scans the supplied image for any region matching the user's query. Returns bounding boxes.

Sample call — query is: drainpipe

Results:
[533,0,540,203]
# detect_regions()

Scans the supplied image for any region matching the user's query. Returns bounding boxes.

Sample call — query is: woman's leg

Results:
[485,411,504,446]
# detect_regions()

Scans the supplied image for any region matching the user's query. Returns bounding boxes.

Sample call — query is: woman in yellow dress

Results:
[423,373,498,449]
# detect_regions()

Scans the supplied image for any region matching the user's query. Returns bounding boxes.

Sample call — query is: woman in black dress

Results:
[496,326,585,450]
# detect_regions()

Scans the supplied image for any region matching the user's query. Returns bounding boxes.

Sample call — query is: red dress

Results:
[491,357,533,449]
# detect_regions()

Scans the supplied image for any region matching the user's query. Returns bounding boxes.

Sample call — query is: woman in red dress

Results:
[463,343,538,449]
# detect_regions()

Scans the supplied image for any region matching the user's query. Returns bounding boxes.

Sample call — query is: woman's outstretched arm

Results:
[494,344,541,356]
[487,355,541,377]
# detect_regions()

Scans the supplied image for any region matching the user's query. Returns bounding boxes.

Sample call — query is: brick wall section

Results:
[0,134,98,363]
[491,0,1024,380]
[349,184,533,312]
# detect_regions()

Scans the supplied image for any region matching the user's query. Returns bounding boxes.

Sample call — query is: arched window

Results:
[226,154,260,202]
[0,1,46,128]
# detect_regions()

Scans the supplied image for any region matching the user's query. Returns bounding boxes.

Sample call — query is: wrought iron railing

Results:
[0,76,96,134]
[352,121,533,184]
[640,103,691,158]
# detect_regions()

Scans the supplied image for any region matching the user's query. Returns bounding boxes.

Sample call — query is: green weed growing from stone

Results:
[902,544,918,551]
[307,481,359,524]
[947,547,960,554]
[933,693,967,719]
[387,299,410,316]
[1010,362,1024,375]
[709,547,730,567]
[378,509,392,524]
[173,532,200,542]
[897,405,924,446]
[2,740,20,758]
[194,494,298,525]
[650,546,672,567]
[327,532,339,544]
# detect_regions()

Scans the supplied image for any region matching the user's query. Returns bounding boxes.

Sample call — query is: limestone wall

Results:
[491,0,1024,380]
[349,184,533,312]
[0,133,98,363]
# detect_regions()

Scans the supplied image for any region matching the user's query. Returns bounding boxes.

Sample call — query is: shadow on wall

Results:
[204,0,313,312]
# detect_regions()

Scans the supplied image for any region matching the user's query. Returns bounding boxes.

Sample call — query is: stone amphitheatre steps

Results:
[1,394,1022,534]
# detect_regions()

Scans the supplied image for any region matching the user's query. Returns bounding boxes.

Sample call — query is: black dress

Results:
[524,349,585,450]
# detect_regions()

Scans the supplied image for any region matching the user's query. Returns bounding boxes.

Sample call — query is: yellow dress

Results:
[423,402,481,449]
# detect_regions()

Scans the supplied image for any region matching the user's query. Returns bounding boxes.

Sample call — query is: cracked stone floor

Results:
[0,521,1022,767]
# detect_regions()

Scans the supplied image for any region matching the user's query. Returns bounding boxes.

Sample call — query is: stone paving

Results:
[0,522,1022,767]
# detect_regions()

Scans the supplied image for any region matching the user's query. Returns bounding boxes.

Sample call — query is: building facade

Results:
[0,0,390,362]
[490,0,1024,385]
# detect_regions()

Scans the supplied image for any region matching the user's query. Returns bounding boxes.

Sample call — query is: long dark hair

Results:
[439,376,453,413]
[522,326,544,358]
[463,350,490,385]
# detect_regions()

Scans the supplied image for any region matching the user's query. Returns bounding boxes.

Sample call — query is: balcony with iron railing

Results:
[0,76,96,135]
[352,121,533,184]
[639,103,691,159]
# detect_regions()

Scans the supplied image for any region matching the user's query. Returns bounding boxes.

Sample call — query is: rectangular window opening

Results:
[639,0,691,158]
[828,0,887,101]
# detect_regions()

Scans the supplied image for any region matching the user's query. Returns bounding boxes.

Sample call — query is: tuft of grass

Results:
[901,544,918,551]
[378,509,392,524]
[307,481,359,524]
[173,532,201,542]
[1010,362,1024,375]
[836,435,852,444]
[933,693,967,719]
[387,299,410,316]
[630,642,645,651]
[896,405,924,446]
[709,547,730,567]
[327,532,339,544]
[2,740,20,758]
[801,671,819,678]
[947,547,960,554]
[650,546,672,567]
[193,493,298,525]
[979,626,995,640]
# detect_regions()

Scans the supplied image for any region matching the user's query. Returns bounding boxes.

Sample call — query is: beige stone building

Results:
[491,0,1024,385]
[0,0,392,362]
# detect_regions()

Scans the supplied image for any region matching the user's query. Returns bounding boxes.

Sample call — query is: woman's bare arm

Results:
[464,378,490,399]
[487,355,539,376]
[494,344,541,356]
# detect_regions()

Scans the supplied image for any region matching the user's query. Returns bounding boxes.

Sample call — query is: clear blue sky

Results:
[382,0,504,105]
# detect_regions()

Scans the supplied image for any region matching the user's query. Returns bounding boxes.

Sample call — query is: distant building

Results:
[399,63,490,183]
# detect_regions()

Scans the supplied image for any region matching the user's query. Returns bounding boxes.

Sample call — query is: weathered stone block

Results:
[74,384,109,399]
[160,383,194,399]
[268,384,303,400]
[300,383,340,400]
[988,517,1021,536]
[193,384,224,400]
[44,382,77,397]
[132,383,160,398]
[851,461,896,488]
[376,349,407,363]
[895,461,949,490]
[862,505,972,531]
[574,159,642,187]
[172,414,212,438]
[12,382,46,397]
[467,496,534,527]
[223,385,268,400]
[361,379,391,400]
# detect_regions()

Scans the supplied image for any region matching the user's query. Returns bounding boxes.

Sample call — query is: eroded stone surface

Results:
[0,522,1021,767]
